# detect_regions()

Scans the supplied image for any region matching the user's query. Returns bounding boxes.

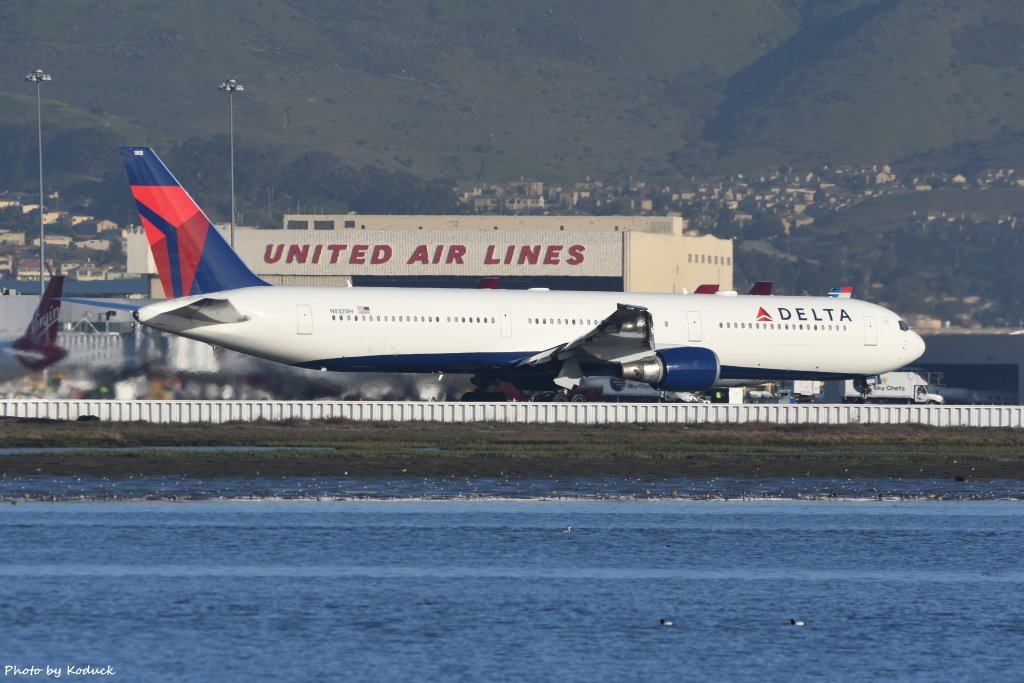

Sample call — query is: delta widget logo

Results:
[755,306,853,323]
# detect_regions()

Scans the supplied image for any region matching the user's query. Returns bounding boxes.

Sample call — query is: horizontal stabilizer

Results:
[59,298,141,312]
[140,297,249,333]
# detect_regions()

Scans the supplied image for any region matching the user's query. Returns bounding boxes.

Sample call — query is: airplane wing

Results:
[520,304,655,367]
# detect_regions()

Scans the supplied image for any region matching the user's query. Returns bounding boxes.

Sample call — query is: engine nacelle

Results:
[619,347,720,392]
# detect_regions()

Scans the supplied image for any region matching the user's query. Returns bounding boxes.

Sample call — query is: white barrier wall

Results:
[1,400,1023,427]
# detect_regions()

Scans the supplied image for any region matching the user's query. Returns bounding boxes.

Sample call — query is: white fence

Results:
[0,400,1023,427]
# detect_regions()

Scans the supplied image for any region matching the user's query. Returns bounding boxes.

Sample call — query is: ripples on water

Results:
[2,499,1023,682]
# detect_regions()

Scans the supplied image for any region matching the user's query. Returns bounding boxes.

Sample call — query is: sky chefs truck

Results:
[841,371,944,404]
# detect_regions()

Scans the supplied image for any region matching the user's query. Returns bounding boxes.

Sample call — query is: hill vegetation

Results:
[3,1,1024,323]
[3,0,1024,185]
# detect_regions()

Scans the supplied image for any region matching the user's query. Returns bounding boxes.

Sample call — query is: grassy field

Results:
[3,419,1023,479]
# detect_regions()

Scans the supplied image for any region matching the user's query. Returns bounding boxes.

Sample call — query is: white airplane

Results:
[0,276,67,383]
[76,148,925,399]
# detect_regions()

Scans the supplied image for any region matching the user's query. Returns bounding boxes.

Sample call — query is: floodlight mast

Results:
[219,78,244,247]
[25,68,52,294]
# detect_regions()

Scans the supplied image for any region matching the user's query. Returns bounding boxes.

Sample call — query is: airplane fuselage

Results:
[136,286,925,383]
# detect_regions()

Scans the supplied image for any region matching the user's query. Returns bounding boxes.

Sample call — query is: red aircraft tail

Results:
[12,275,67,370]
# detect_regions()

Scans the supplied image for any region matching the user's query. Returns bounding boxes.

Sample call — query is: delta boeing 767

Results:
[76,148,924,399]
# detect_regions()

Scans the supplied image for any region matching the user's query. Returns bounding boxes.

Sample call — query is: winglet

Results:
[121,147,269,298]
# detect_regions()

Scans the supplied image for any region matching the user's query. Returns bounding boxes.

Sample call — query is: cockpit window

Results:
[898,320,909,331]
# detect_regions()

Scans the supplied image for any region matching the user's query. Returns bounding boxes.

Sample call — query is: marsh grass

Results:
[4,419,1024,462]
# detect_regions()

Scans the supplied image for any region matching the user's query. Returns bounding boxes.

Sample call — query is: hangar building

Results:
[126,214,733,297]
[918,330,1024,404]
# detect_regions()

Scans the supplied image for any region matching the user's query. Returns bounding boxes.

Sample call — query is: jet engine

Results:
[618,347,720,392]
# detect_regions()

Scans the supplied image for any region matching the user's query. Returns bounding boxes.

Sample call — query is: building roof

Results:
[0,277,149,296]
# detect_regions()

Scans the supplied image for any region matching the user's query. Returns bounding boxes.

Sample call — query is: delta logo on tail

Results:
[121,148,267,298]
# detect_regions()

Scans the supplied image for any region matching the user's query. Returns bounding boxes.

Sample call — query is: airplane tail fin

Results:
[121,147,269,298]
[827,285,854,299]
[12,276,67,367]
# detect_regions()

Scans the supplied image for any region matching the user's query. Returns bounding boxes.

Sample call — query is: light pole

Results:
[219,78,243,247]
[25,67,51,295]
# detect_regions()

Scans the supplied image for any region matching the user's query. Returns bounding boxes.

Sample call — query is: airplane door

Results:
[297,305,313,335]
[686,311,702,342]
[499,310,512,338]
[863,316,877,346]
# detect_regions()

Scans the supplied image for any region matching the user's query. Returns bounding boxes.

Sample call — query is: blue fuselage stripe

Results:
[295,352,864,380]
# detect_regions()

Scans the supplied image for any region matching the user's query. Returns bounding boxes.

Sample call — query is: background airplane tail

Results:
[121,147,269,298]
[13,276,67,367]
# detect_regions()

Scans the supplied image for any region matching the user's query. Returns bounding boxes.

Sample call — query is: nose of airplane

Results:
[907,331,926,363]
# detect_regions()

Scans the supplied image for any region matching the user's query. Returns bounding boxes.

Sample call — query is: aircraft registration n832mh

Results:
[94,147,925,398]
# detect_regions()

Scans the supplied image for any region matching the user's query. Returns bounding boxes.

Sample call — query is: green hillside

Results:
[2,0,1021,183]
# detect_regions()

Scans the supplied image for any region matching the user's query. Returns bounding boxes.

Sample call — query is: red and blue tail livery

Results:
[121,147,268,298]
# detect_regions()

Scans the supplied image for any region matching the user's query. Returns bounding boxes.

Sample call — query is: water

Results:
[2,499,1023,681]
[3,474,1024,501]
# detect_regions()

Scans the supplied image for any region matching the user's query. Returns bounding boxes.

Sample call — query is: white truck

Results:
[792,380,823,402]
[842,371,944,405]
[545,377,707,403]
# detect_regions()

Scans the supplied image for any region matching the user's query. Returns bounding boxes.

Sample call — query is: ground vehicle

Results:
[791,380,823,402]
[841,371,944,404]
[527,378,706,403]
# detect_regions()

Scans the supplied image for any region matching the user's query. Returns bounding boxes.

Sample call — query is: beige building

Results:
[127,215,732,298]
[16,259,42,280]
[0,231,26,246]
[77,238,112,251]
[32,235,73,248]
